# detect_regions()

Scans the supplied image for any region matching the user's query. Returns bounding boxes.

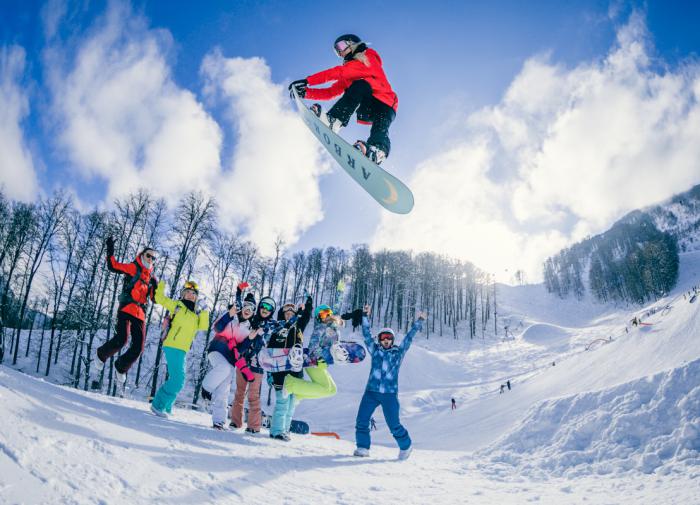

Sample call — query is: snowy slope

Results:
[2,252,700,504]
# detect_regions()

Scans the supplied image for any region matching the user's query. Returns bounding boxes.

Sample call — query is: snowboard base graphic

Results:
[292,88,414,214]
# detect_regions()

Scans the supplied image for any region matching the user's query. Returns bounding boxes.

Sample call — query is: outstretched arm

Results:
[361,305,376,353]
[154,280,177,313]
[399,312,427,356]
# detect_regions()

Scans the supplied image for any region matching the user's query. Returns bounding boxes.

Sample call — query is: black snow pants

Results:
[97,311,145,374]
[328,80,396,156]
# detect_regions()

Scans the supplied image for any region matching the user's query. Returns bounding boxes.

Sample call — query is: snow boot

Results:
[245,428,260,435]
[201,388,212,401]
[354,140,386,165]
[310,103,342,133]
[398,446,413,461]
[93,348,104,372]
[270,433,291,442]
[213,422,228,431]
[150,404,168,418]
[353,447,370,457]
[115,370,127,398]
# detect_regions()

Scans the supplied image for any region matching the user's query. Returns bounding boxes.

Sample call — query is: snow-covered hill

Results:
[2,252,700,504]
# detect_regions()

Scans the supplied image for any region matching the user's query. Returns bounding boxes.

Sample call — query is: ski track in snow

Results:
[1,251,700,504]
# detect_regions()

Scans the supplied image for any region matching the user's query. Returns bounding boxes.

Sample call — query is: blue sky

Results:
[2,0,700,281]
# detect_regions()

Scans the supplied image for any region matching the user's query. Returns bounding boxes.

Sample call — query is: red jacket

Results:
[107,255,156,321]
[305,48,398,113]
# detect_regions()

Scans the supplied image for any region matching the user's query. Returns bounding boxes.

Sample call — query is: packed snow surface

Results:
[2,251,700,504]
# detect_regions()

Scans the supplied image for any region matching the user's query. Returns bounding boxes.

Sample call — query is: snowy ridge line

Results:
[476,358,700,478]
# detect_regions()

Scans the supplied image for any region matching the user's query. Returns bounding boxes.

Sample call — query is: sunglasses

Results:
[378,332,394,342]
[318,309,333,319]
[144,253,157,261]
[334,40,351,57]
[260,302,274,312]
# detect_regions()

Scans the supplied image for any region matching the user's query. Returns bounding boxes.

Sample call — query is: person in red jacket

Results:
[289,34,397,165]
[93,236,157,388]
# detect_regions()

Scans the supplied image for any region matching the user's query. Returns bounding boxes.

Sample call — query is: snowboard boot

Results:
[201,388,212,401]
[398,446,413,461]
[245,427,261,435]
[213,422,228,431]
[310,103,342,133]
[229,422,242,430]
[270,432,291,442]
[150,404,168,418]
[353,447,370,457]
[354,140,386,165]
[115,370,127,398]
[330,342,349,364]
[93,348,104,372]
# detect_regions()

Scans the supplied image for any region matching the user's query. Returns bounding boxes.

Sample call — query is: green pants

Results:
[151,347,186,414]
[284,362,337,400]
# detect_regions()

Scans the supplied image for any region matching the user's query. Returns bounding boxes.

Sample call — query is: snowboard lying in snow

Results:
[291,88,414,214]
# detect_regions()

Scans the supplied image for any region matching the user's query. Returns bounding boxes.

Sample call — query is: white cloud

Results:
[47,1,222,204]
[200,51,329,254]
[372,12,700,282]
[0,45,39,202]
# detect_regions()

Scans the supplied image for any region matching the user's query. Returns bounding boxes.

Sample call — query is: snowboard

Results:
[304,342,366,367]
[291,88,414,214]
[257,345,303,373]
[259,342,366,369]
[245,408,310,435]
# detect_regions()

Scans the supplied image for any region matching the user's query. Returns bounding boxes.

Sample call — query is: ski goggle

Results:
[241,303,256,313]
[317,308,333,319]
[260,302,274,312]
[334,40,352,57]
[282,304,296,313]
[378,332,394,342]
[183,281,199,293]
[144,252,157,261]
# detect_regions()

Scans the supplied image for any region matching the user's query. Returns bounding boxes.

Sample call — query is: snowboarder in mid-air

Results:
[289,33,397,165]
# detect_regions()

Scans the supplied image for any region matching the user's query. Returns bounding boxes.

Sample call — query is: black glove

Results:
[105,236,115,257]
[288,79,308,99]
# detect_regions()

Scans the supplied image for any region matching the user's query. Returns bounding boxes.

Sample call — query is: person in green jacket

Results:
[150,280,210,418]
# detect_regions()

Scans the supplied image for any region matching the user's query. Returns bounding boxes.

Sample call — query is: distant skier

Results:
[500,384,505,394]
[289,33,398,165]
[370,417,377,431]
[267,294,312,442]
[451,398,456,410]
[353,305,426,461]
[506,380,511,391]
[93,236,157,391]
[150,280,209,418]
[202,282,257,430]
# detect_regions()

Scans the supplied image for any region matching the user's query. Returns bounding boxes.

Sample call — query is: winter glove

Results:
[288,79,308,99]
[105,236,115,257]
[238,281,250,291]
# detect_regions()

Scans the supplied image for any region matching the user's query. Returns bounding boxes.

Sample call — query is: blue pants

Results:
[355,390,411,450]
[152,347,186,414]
[270,389,298,436]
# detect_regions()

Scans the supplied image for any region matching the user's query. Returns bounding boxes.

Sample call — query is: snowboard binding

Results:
[354,140,386,165]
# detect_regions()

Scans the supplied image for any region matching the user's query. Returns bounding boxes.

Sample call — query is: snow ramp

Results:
[520,323,572,350]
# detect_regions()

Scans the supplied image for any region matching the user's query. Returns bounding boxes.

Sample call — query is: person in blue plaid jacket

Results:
[353,304,427,461]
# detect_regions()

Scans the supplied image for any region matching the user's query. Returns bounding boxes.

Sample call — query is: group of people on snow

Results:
[92,234,425,460]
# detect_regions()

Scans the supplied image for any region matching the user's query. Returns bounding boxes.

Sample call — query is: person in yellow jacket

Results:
[150,280,209,418]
